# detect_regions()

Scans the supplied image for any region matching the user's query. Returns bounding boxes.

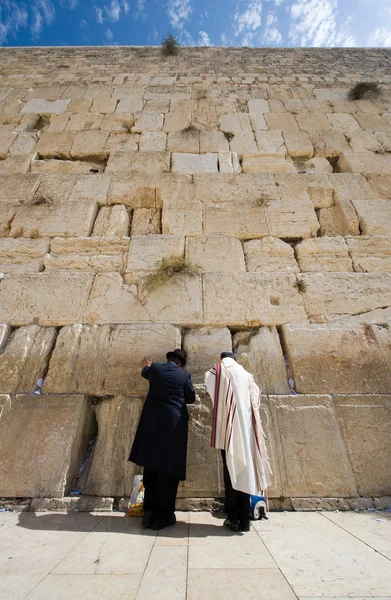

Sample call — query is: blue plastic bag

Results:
[250,495,268,520]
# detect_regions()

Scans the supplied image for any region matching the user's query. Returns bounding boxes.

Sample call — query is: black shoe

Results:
[142,511,153,528]
[152,513,176,531]
[240,520,251,532]
[224,517,240,532]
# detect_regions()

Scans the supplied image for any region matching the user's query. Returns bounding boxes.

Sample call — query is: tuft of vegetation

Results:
[181,124,199,135]
[195,88,208,100]
[223,131,235,142]
[257,192,273,207]
[161,33,180,56]
[348,82,381,101]
[294,278,307,294]
[122,118,134,133]
[142,255,202,291]
[30,194,53,207]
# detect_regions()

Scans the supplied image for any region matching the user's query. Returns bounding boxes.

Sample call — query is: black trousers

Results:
[221,450,251,525]
[143,468,180,523]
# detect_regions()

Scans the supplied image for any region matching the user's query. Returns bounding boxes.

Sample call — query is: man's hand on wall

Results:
[142,356,152,367]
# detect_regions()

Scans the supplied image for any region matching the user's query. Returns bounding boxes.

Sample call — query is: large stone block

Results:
[229,132,258,157]
[21,98,70,114]
[71,130,110,160]
[282,322,391,394]
[327,113,360,134]
[139,132,167,152]
[44,253,124,273]
[335,395,391,496]
[126,234,184,278]
[172,153,218,174]
[108,173,158,209]
[85,272,203,325]
[10,199,98,238]
[0,325,57,394]
[167,129,200,153]
[0,237,49,273]
[255,131,286,154]
[0,132,17,158]
[234,327,291,394]
[0,174,40,204]
[80,396,144,497]
[105,132,140,153]
[200,131,229,153]
[266,192,319,238]
[185,235,245,273]
[269,395,357,497]
[0,323,12,352]
[243,237,299,273]
[204,199,268,239]
[370,323,391,372]
[283,131,314,159]
[178,387,223,498]
[31,158,105,174]
[366,174,391,199]
[92,205,130,237]
[0,395,11,421]
[346,236,391,272]
[264,112,298,131]
[106,151,170,173]
[0,204,19,237]
[308,130,350,157]
[0,394,93,497]
[35,131,75,159]
[337,151,391,175]
[131,208,161,235]
[301,272,391,322]
[219,113,252,133]
[352,199,391,236]
[131,112,164,132]
[183,327,232,384]
[242,153,295,174]
[203,273,306,327]
[295,236,353,272]
[33,173,77,204]
[0,272,94,326]
[65,112,103,131]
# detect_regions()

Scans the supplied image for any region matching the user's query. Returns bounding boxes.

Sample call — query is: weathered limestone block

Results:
[85,272,202,325]
[204,199,268,239]
[80,396,144,497]
[0,204,19,236]
[32,173,77,205]
[255,131,286,154]
[43,324,112,395]
[91,97,117,113]
[219,113,252,133]
[337,151,391,175]
[162,203,203,236]
[0,132,17,158]
[347,130,382,152]
[21,98,70,114]
[335,395,391,496]
[31,158,105,174]
[346,236,391,272]
[331,173,374,200]
[185,235,245,273]
[351,199,391,236]
[283,131,314,159]
[218,152,233,173]
[44,253,124,272]
[51,236,129,256]
[203,273,306,326]
[163,113,191,132]
[295,236,353,272]
[92,205,130,237]
[35,131,75,159]
[0,325,57,394]
[194,173,276,203]
[309,130,350,157]
[108,173,158,209]
[282,322,391,394]
[145,99,170,113]
[318,192,359,237]
[0,395,11,421]
[375,131,391,152]
[200,131,229,153]
[300,273,391,322]
[10,200,98,238]
[295,112,329,131]
[266,192,319,239]
[101,113,133,133]
[66,112,103,131]
[248,99,269,130]
[104,324,182,396]
[106,151,170,173]
[167,130,200,153]
[366,174,391,199]
[116,96,143,113]
[0,154,34,174]
[234,327,291,394]
[0,323,12,351]
[30,496,113,512]
[131,208,161,235]
[183,327,232,384]
[0,272,94,326]
[242,153,295,173]
[269,395,357,497]
[132,112,164,133]
[0,238,49,273]
[0,394,93,498]
[264,112,298,131]
[296,157,333,174]
[70,131,109,160]
[178,387,223,498]
[354,113,391,131]
[172,153,218,174]
[46,113,71,133]
[105,132,140,153]
[243,237,299,273]
[328,113,362,134]
[370,324,391,372]
[126,234,184,278]
[139,132,167,152]
[229,132,258,157]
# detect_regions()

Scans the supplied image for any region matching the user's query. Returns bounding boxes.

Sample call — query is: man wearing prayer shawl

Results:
[205,351,272,532]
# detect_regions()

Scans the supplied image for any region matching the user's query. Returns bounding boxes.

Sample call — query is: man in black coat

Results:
[129,348,195,530]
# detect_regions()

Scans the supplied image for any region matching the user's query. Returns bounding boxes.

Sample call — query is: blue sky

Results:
[0,0,390,48]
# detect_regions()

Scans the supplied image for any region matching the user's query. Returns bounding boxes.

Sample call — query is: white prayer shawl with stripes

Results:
[205,357,272,496]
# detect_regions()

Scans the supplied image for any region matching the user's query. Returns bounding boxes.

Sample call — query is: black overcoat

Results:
[129,362,196,480]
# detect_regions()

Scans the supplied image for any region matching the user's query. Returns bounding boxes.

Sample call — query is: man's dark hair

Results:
[220,351,237,360]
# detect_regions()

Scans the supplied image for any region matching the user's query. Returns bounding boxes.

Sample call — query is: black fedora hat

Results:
[166,348,187,366]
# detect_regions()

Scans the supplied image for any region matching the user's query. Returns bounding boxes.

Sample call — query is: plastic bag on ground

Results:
[127,474,144,517]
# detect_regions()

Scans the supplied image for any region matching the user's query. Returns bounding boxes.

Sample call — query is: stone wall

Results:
[0,47,390,510]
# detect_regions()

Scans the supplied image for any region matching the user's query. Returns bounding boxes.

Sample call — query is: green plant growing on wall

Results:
[142,255,202,291]
[294,278,307,293]
[223,131,235,142]
[161,33,180,56]
[348,82,380,101]
[181,124,199,135]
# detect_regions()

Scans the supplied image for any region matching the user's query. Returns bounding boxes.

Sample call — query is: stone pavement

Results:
[1,511,391,600]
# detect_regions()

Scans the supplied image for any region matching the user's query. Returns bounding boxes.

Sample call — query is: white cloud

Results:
[233,1,262,37]
[59,0,78,9]
[367,27,391,47]
[80,18,87,29]
[105,0,121,22]
[0,0,28,45]
[122,0,129,14]
[105,27,114,40]
[135,0,145,19]
[289,0,356,47]
[31,0,55,40]
[94,6,103,23]
[167,0,193,30]
[262,11,282,44]
[198,30,211,46]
